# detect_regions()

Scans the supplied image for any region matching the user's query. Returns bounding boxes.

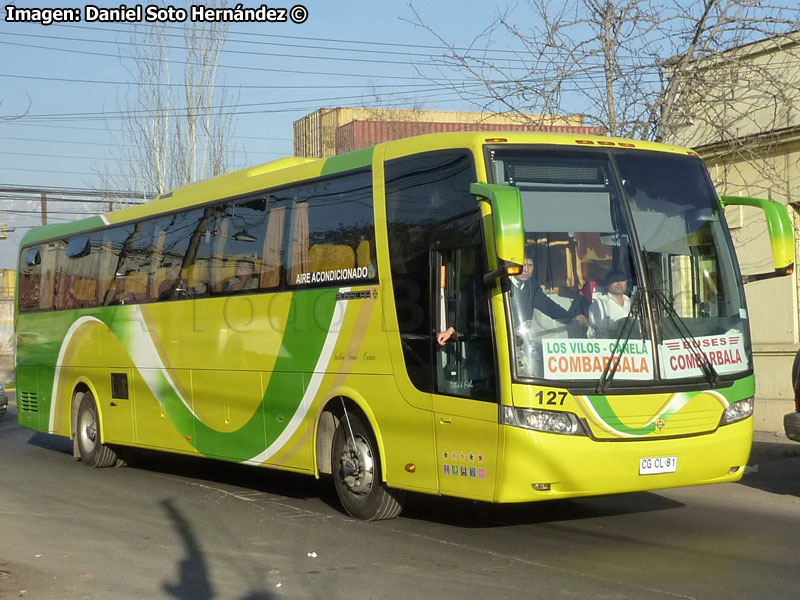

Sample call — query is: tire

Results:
[332,409,404,520]
[792,349,800,401]
[75,391,118,468]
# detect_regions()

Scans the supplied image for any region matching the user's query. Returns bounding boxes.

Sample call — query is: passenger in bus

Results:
[225,259,258,292]
[511,254,587,329]
[588,269,631,338]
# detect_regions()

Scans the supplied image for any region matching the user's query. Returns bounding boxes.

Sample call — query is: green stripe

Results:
[21,216,107,247]
[188,288,339,459]
[18,288,340,461]
[108,289,339,460]
[585,376,754,437]
[320,147,373,176]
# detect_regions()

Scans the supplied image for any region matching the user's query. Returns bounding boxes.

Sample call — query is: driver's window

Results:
[434,247,497,401]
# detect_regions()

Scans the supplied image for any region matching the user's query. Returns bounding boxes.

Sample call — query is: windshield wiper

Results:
[653,289,720,388]
[595,289,646,394]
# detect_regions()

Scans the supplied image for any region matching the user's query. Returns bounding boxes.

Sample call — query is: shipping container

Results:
[293,107,592,157]
[335,120,608,154]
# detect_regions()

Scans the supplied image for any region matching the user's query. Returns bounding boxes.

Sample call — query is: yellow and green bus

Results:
[14,132,794,520]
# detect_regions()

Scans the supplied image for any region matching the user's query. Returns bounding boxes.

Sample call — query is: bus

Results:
[15,132,794,520]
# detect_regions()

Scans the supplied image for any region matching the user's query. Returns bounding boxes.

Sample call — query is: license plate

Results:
[639,456,677,475]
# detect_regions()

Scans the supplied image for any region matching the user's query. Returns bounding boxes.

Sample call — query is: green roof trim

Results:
[20,216,107,247]
[320,147,373,176]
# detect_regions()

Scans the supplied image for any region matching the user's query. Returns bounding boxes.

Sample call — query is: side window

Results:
[99,224,137,306]
[181,206,217,298]
[18,247,42,313]
[288,171,375,288]
[52,239,74,311]
[214,197,270,294]
[64,236,97,310]
[108,220,158,305]
[40,241,58,311]
[153,209,204,301]
[385,151,496,399]
[261,203,286,290]
[166,199,279,299]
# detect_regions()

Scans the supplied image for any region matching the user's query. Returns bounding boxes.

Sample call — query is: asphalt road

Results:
[2,394,800,600]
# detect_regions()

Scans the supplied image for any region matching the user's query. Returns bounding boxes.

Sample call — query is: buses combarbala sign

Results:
[659,333,747,379]
[543,339,654,381]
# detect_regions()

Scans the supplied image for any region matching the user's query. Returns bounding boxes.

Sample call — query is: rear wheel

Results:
[332,409,404,520]
[76,391,118,468]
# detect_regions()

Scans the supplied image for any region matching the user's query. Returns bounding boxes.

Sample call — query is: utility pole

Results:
[40,191,47,225]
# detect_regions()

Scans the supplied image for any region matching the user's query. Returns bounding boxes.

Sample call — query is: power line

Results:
[56,21,652,59]
[0,121,293,142]
[0,72,456,91]
[0,148,286,160]
[2,30,451,68]
[0,39,451,81]
[0,166,128,177]
[1,35,662,84]
[9,26,631,68]
[54,21,519,55]
[12,86,475,122]
[0,184,153,198]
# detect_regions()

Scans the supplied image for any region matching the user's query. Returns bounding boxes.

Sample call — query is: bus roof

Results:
[19,131,696,247]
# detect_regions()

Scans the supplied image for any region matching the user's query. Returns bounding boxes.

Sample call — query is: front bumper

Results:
[784,411,800,442]
[495,418,753,503]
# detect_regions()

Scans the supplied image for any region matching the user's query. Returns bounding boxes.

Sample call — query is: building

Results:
[665,34,800,432]
[293,107,605,158]
[0,269,15,384]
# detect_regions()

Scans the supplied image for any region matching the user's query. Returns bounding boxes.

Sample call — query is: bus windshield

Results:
[489,147,750,387]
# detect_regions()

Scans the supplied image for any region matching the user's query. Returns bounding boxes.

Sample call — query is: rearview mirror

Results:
[470,183,525,284]
[720,195,794,283]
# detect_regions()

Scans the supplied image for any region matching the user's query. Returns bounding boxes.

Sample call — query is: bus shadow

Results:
[114,446,338,506]
[737,439,800,496]
[400,490,684,528]
[27,431,74,455]
[20,419,685,527]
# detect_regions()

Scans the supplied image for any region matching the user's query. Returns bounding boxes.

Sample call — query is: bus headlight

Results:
[720,397,754,426]
[500,406,585,436]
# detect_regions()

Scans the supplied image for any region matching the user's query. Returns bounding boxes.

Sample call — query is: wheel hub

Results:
[79,410,97,448]
[340,435,374,495]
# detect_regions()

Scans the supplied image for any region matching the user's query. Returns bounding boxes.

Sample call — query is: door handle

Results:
[439,417,452,425]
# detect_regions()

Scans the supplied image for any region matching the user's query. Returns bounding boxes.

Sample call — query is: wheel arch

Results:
[314,388,386,479]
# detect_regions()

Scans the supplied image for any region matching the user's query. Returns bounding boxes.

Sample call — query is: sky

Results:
[0,0,509,267]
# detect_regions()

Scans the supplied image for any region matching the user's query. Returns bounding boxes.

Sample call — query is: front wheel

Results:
[332,410,404,520]
[75,391,118,468]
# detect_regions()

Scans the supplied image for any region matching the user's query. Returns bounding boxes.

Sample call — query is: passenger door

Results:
[432,246,499,501]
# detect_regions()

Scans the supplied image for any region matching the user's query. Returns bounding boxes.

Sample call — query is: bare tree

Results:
[101,3,236,200]
[408,0,800,144]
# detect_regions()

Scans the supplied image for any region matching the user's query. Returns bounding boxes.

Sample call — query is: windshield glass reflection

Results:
[490,147,749,386]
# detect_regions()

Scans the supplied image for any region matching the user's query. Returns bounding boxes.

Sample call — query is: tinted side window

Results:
[99,224,137,306]
[175,199,275,298]
[288,171,375,288]
[385,152,487,393]
[107,221,158,305]
[18,247,42,313]
[215,197,270,294]
[151,209,204,300]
